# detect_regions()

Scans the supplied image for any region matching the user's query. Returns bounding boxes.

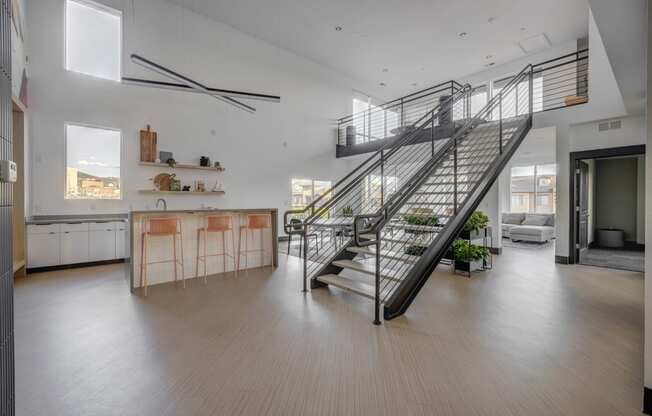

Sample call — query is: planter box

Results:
[459,228,487,240]
[454,259,484,274]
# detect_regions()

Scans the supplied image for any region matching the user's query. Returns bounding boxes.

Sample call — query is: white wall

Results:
[26,0,375,230]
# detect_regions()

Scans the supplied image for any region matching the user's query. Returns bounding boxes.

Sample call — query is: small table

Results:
[597,228,624,248]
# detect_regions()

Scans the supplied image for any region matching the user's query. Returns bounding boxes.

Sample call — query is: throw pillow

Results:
[522,214,549,226]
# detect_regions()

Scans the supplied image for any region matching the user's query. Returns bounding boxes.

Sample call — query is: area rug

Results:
[502,238,553,250]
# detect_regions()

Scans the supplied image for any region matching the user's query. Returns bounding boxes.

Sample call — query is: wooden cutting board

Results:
[140,125,157,162]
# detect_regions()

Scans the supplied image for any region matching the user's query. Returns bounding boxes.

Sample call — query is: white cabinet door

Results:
[60,231,89,265]
[89,229,116,262]
[115,229,127,259]
[27,232,60,268]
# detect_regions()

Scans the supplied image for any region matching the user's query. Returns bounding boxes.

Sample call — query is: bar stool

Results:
[140,216,185,296]
[196,214,236,282]
[238,213,275,272]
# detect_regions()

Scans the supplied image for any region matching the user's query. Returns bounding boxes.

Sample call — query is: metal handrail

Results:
[283,82,469,228]
[303,84,471,225]
[338,80,464,124]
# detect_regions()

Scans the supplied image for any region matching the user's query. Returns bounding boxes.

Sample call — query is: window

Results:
[352,97,399,144]
[470,85,488,116]
[510,164,556,213]
[364,174,398,211]
[291,179,332,210]
[66,0,121,81]
[66,124,121,199]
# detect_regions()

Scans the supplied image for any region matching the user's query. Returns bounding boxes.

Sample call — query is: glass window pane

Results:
[471,85,488,116]
[313,180,332,201]
[291,179,314,209]
[66,0,121,81]
[535,164,556,213]
[511,166,535,213]
[66,124,121,199]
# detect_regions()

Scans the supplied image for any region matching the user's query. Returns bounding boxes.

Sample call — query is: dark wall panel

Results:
[0,0,14,415]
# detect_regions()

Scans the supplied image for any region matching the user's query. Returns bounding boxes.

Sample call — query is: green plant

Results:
[342,206,354,217]
[402,213,439,227]
[463,210,489,234]
[453,239,489,262]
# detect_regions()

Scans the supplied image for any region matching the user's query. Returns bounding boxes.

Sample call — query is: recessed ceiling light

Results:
[379,82,386,87]
[411,82,418,87]
[485,62,495,67]
[488,16,497,23]
[382,68,389,73]
[459,31,467,37]
[335,26,342,31]
[520,27,527,31]
[485,54,493,59]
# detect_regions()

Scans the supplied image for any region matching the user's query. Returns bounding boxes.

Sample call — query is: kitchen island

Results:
[129,209,278,292]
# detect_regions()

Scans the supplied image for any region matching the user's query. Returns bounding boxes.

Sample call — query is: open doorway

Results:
[570,145,645,271]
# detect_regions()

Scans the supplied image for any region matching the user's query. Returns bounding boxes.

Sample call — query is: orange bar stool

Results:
[140,216,185,296]
[196,214,236,282]
[238,213,275,272]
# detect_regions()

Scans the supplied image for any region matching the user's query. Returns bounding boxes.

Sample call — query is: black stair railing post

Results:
[430,110,435,157]
[380,150,385,207]
[453,135,458,214]
[374,229,381,325]
[400,98,404,127]
[498,92,503,155]
[367,104,372,143]
[302,230,308,292]
[528,66,534,117]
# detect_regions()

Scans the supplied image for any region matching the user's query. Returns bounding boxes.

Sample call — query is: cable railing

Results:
[283,83,472,291]
[352,63,535,321]
[336,81,465,146]
[337,49,588,156]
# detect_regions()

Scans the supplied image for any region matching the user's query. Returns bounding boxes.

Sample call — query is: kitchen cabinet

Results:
[115,222,129,259]
[89,222,117,262]
[27,224,61,268]
[61,232,90,265]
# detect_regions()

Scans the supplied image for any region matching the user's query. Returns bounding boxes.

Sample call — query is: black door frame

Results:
[568,144,646,264]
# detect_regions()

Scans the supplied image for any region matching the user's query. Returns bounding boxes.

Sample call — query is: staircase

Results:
[286,50,589,323]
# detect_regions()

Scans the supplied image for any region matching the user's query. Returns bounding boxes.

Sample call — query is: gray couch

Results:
[502,213,555,243]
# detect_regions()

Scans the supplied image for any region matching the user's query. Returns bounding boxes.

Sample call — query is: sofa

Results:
[502,213,555,243]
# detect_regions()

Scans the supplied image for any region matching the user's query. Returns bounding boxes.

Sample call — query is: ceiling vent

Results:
[518,33,551,54]
[598,122,609,132]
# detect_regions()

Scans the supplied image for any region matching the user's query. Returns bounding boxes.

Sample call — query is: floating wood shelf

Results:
[138,190,225,195]
[138,161,225,172]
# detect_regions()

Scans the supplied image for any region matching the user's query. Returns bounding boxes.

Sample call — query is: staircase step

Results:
[332,259,402,281]
[347,246,420,264]
[316,274,375,299]
[423,181,475,186]
[412,191,468,196]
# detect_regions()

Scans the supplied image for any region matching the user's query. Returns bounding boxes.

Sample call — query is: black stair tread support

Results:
[383,114,532,320]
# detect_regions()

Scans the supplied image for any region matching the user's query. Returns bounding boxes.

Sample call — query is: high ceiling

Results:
[167,0,589,97]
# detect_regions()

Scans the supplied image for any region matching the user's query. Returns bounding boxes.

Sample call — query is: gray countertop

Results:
[129,208,278,215]
[26,214,128,225]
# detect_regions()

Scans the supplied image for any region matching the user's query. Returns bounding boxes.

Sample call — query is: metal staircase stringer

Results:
[383,115,533,320]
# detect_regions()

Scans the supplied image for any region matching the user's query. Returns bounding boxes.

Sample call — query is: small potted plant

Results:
[460,210,490,239]
[453,239,490,274]
[402,213,439,256]
[342,206,354,217]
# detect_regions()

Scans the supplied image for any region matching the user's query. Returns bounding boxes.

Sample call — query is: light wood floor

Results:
[15,245,644,416]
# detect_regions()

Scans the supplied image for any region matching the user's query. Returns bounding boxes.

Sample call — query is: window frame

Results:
[64,121,123,201]
[509,164,556,214]
[290,178,333,210]
[64,0,123,82]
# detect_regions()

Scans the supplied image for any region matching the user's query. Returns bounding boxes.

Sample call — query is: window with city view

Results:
[510,164,556,213]
[291,179,332,210]
[66,124,121,200]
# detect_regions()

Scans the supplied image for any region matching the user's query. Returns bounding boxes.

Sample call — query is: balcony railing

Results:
[336,49,588,158]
